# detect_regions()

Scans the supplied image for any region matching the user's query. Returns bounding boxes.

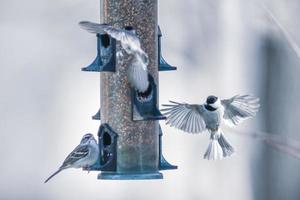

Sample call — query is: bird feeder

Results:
[82,33,116,72]
[81,0,177,180]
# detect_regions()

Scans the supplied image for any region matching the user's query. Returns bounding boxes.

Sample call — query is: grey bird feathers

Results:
[162,95,260,160]
[44,133,99,183]
[79,21,149,92]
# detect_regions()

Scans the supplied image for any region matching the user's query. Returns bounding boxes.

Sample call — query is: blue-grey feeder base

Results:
[98,172,163,180]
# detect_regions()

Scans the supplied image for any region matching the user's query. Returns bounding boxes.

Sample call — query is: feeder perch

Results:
[92,108,101,120]
[159,125,177,170]
[97,123,118,172]
[132,75,166,121]
[82,33,116,72]
[86,123,117,171]
[158,26,177,71]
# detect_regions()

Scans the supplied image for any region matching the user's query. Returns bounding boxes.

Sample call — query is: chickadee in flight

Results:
[79,21,149,93]
[162,95,260,160]
[44,133,99,183]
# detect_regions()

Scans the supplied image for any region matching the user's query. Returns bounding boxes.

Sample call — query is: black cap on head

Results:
[206,95,218,104]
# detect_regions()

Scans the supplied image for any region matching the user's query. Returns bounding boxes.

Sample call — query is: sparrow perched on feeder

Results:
[162,95,260,160]
[79,21,149,92]
[44,133,99,183]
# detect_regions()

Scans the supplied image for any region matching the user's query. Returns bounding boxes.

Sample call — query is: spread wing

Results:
[61,145,90,168]
[221,95,260,127]
[161,101,207,133]
[79,21,139,48]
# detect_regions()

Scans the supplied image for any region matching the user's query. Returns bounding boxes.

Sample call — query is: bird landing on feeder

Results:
[79,21,149,93]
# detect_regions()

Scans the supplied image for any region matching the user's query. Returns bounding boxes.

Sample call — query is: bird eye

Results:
[125,26,134,31]
[81,134,93,143]
[207,95,218,104]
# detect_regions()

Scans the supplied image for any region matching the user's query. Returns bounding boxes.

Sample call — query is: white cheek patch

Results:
[210,99,221,108]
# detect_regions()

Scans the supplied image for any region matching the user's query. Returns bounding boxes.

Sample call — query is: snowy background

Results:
[1,0,300,199]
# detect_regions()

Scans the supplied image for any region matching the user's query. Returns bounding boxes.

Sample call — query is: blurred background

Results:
[1,0,300,199]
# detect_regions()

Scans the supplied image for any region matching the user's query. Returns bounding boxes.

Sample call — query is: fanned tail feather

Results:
[218,132,235,157]
[204,131,235,160]
[204,139,223,160]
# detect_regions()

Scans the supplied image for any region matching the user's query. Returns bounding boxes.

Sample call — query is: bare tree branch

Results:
[227,128,300,159]
[265,140,300,160]
[261,3,300,59]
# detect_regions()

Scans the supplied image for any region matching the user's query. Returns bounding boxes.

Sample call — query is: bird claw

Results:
[116,51,124,59]
[83,166,91,173]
